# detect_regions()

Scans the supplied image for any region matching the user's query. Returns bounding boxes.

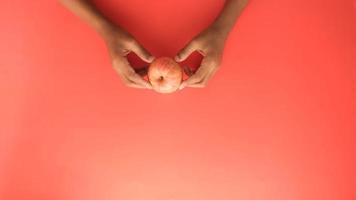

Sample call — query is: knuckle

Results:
[121,79,131,86]
[197,83,206,88]
[190,39,201,48]
[197,79,208,88]
[201,81,208,87]
[190,39,198,47]
[112,64,122,73]
[177,51,184,57]
[211,60,221,67]
[207,56,221,67]
[190,76,201,82]
[113,65,124,75]
[125,82,136,88]
[124,37,136,46]
[111,58,124,69]
[111,57,120,66]
[127,71,138,79]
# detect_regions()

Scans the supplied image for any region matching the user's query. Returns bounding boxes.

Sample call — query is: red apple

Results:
[148,57,183,93]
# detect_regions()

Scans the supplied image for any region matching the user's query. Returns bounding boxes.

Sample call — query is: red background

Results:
[1,0,356,199]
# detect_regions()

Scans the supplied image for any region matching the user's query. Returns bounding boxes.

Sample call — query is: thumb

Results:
[175,41,197,62]
[130,41,155,63]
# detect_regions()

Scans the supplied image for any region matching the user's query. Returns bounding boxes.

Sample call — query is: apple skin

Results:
[148,57,183,93]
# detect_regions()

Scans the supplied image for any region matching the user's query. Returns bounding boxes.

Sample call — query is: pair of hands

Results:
[101,23,228,90]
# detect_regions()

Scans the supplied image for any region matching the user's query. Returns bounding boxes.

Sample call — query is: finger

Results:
[179,61,208,90]
[121,71,151,89]
[179,73,206,90]
[179,56,217,89]
[175,41,197,62]
[181,76,208,89]
[115,70,148,89]
[205,66,219,81]
[124,78,152,89]
[112,57,152,89]
[199,56,219,81]
[130,41,155,63]
[127,73,153,89]
[125,80,149,89]
[179,78,204,89]
[185,82,207,88]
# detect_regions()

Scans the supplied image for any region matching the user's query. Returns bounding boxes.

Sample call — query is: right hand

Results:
[100,23,155,89]
[175,25,228,89]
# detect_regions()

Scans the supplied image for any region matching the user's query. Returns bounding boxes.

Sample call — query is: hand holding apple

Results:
[100,23,155,89]
[175,25,228,89]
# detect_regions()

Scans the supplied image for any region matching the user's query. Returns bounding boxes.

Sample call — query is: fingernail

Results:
[174,56,180,62]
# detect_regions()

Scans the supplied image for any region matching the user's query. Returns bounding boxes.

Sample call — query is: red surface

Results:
[1,0,356,199]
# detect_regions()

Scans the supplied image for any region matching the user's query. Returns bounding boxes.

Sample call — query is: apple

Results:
[148,57,183,93]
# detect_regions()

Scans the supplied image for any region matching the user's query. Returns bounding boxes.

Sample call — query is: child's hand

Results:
[101,24,154,89]
[175,26,228,89]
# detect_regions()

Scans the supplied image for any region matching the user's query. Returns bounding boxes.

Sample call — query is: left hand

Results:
[175,25,228,89]
[101,24,154,89]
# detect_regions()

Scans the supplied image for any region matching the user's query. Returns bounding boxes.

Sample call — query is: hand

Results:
[175,25,228,89]
[101,24,154,89]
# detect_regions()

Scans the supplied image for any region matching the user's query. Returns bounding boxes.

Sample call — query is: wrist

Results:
[94,18,114,37]
[209,22,231,39]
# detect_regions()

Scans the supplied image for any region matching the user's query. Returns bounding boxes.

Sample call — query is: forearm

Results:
[212,0,249,36]
[59,0,112,35]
